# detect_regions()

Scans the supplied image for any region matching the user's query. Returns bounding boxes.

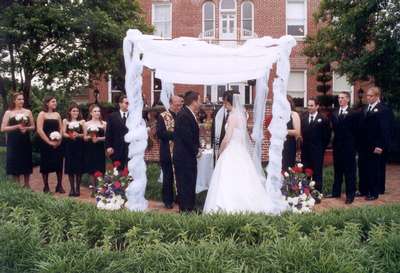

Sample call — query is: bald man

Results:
[358,87,391,201]
[156,95,183,208]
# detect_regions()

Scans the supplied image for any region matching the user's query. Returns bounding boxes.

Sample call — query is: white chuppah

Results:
[123,29,296,211]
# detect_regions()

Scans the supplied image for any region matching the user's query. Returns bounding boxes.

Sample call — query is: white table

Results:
[157,148,214,194]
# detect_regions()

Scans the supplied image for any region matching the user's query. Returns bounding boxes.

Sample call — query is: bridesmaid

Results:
[84,104,106,187]
[36,96,64,193]
[282,95,301,171]
[1,92,35,187]
[62,102,85,196]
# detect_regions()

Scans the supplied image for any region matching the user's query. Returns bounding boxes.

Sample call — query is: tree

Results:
[0,0,151,109]
[304,0,400,109]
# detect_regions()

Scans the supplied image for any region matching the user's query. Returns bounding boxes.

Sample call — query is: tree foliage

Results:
[0,0,151,108]
[304,0,400,108]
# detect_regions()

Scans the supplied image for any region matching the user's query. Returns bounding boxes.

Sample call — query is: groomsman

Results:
[106,95,129,169]
[330,92,358,204]
[156,95,183,209]
[173,91,201,212]
[301,98,331,192]
[358,87,391,200]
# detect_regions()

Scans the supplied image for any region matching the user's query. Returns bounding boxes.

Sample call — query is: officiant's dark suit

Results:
[105,96,129,169]
[156,95,182,208]
[173,91,200,212]
[330,94,358,203]
[301,99,331,192]
[357,87,391,200]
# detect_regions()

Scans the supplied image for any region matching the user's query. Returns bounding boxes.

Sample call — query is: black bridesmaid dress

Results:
[6,117,33,175]
[64,123,84,175]
[282,114,297,171]
[84,127,106,174]
[40,119,63,173]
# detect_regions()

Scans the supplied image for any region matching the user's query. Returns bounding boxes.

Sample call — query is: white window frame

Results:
[220,0,237,12]
[287,70,307,107]
[151,2,172,39]
[203,82,253,105]
[332,72,354,104]
[286,0,307,38]
[202,1,216,38]
[241,1,254,38]
[150,71,162,106]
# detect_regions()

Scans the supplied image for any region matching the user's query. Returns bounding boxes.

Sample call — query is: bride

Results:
[203,92,288,214]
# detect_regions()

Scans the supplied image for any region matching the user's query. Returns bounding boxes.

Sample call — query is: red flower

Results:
[114,181,121,189]
[304,187,310,195]
[292,166,302,173]
[121,167,129,177]
[113,161,121,168]
[291,184,299,191]
[305,168,313,177]
[94,171,103,178]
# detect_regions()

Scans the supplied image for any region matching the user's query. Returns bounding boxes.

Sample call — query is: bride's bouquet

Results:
[281,163,323,213]
[91,161,133,210]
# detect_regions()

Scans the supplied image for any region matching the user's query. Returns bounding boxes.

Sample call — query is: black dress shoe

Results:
[365,195,378,201]
[164,203,173,209]
[325,194,340,199]
[345,197,354,204]
[355,191,365,197]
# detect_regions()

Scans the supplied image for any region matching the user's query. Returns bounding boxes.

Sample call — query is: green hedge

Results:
[0,181,400,272]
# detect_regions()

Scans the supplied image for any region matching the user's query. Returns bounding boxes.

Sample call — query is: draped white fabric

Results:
[123,29,296,211]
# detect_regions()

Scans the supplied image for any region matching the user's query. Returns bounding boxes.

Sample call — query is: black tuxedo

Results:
[301,112,331,192]
[358,102,391,198]
[210,106,228,165]
[331,108,358,198]
[105,111,129,169]
[156,110,177,206]
[173,106,200,212]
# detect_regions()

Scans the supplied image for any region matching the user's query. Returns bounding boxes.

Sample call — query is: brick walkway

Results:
[25,164,399,213]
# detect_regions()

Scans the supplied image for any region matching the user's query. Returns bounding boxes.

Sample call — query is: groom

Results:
[173,91,201,212]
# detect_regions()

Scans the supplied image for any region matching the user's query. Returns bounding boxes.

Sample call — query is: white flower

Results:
[49,131,61,140]
[301,207,311,213]
[298,182,302,188]
[87,125,99,132]
[309,181,316,187]
[297,163,303,168]
[113,168,119,176]
[292,197,299,205]
[373,108,378,112]
[300,193,307,200]
[317,118,322,123]
[292,208,302,214]
[68,121,80,130]
[15,113,26,121]
[284,172,289,177]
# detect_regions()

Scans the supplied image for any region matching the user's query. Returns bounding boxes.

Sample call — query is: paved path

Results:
[25,164,399,213]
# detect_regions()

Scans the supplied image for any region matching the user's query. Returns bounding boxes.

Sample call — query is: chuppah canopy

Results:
[122,29,296,212]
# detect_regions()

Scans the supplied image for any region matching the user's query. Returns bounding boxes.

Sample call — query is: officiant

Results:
[156,95,183,209]
[211,91,233,163]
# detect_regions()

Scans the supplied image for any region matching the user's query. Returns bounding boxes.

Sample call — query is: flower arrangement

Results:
[67,121,81,138]
[49,131,61,141]
[10,113,29,126]
[91,161,133,210]
[87,125,99,138]
[281,163,323,213]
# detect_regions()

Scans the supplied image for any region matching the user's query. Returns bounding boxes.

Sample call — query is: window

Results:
[332,72,353,102]
[151,73,162,106]
[221,0,236,10]
[202,2,215,38]
[287,71,306,106]
[286,0,307,37]
[152,3,172,38]
[241,1,254,37]
[204,82,252,104]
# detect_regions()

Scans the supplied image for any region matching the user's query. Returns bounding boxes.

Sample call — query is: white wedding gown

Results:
[204,96,288,214]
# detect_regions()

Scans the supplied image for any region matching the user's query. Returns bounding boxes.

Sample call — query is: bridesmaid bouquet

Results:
[49,131,61,141]
[87,125,99,138]
[67,121,81,138]
[91,161,133,210]
[10,113,29,126]
[281,163,323,213]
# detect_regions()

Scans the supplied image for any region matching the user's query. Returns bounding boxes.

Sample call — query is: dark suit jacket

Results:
[358,102,391,153]
[331,107,358,155]
[301,112,331,155]
[156,110,176,163]
[105,111,129,163]
[173,106,200,166]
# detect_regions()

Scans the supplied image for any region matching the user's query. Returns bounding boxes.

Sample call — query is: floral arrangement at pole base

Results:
[90,161,133,211]
[281,163,323,213]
